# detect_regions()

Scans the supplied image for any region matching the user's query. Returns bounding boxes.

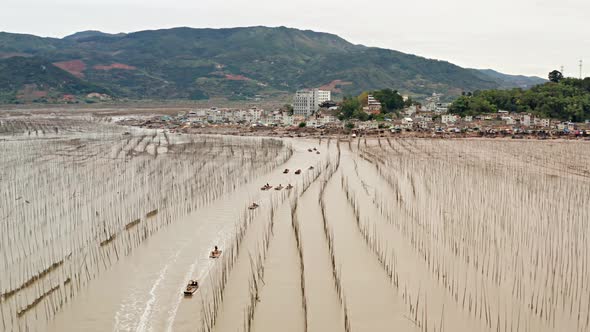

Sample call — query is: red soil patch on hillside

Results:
[17,84,48,101]
[225,74,250,81]
[318,79,353,93]
[93,63,137,70]
[30,90,48,98]
[53,60,86,78]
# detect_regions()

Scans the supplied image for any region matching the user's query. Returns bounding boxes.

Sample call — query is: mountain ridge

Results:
[63,30,127,41]
[470,68,546,89]
[0,26,546,103]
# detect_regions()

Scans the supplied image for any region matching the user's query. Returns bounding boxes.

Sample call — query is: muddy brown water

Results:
[2,126,589,332]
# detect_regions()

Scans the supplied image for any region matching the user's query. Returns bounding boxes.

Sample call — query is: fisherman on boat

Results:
[211,246,221,258]
[184,279,199,296]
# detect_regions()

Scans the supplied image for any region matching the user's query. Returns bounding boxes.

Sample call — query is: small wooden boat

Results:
[261,185,273,191]
[308,166,314,170]
[313,147,317,151]
[316,151,320,154]
[248,203,259,210]
[184,280,199,296]
[275,185,284,191]
[283,169,289,174]
[210,250,222,259]
[295,169,302,175]
[286,184,294,190]
[308,149,313,152]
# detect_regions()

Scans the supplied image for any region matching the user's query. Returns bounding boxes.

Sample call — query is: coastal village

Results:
[119,89,590,138]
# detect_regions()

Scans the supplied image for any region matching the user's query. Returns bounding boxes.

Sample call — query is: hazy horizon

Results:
[1,0,588,78]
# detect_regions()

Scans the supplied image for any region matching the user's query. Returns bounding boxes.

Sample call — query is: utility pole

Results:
[580,60,583,79]
[560,65,564,75]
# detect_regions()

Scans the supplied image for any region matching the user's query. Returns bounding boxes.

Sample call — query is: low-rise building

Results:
[316,109,340,126]
[418,121,430,129]
[402,117,414,125]
[405,105,418,117]
[534,118,551,127]
[521,114,532,127]
[502,117,515,125]
[282,113,294,126]
[358,121,379,130]
[293,115,306,126]
[441,114,457,124]
[188,109,207,117]
[207,110,222,123]
[248,107,264,121]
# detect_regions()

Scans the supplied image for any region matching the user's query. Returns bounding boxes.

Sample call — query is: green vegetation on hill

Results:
[0,57,110,103]
[449,73,590,121]
[0,32,64,54]
[0,27,547,104]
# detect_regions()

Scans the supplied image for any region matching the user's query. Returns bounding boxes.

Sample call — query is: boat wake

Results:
[114,249,181,332]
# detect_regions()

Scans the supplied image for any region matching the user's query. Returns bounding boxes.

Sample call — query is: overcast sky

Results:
[1,0,588,78]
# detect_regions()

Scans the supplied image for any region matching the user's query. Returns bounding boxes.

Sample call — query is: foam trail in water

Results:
[164,222,238,332]
[165,259,200,332]
[135,250,181,332]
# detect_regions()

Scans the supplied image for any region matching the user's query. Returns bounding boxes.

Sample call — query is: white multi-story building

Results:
[366,95,382,113]
[441,114,457,124]
[534,117,550,128]
[521,114,532,127]
[282,113,294,126]
[207,110,222,123]
[418,121,430,129]
[293,89,331,117]
[248,107,264,122]
[189,109,208,117]
[503,117,515,125]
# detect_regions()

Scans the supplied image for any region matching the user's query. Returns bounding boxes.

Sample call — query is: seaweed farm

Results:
[1,115,589,332]
[0,115,291,331]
